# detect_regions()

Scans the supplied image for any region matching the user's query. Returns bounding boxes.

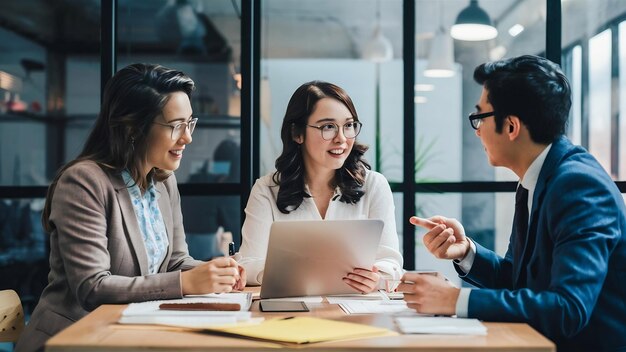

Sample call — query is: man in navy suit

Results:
[399,55,626,351]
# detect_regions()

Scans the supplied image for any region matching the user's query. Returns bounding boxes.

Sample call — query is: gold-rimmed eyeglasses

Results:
[153,117,198,140]
[468,111,494,130]
[306,121,362,140]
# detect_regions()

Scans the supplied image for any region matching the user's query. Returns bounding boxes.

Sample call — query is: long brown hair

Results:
[273,81,370,214]
[42,63,195,232]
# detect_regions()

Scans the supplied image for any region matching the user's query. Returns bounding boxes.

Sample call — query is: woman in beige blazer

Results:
[16,64,245,352]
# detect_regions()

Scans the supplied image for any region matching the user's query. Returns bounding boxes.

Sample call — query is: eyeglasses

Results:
[153,117,198,140]
[468,111,495,130]
[306,121,362,140]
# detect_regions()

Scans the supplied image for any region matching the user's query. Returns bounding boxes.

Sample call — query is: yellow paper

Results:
[211,316,396,344]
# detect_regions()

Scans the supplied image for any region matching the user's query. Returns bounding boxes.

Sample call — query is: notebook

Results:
[260,219,384,299]
[118,292,253,327]
[395,316,487,335]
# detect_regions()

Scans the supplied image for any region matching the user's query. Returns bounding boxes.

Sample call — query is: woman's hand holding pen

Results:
[181,257,241,294]
[232,263,246,291]
[228,242,246,291]
[343,266,380,293]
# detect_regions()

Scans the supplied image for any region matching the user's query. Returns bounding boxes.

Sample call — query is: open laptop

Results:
[260,219,384,299]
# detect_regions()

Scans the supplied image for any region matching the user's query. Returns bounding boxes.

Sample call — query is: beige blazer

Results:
[16,161,203,352]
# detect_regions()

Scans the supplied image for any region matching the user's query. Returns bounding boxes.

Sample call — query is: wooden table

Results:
[46,294,555,351]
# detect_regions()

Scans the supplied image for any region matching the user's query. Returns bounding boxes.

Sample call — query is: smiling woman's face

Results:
[144,91,193,176]
[298,97,355,175]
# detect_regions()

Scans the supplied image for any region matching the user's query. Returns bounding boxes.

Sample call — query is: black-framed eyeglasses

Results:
[306,121,362,140]
[468,111,495,130]
[153,117,198,140]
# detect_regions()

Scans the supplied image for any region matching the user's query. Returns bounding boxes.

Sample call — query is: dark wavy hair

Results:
[473,55,571,144]
[273,81,370,214]
[42,63,195,232]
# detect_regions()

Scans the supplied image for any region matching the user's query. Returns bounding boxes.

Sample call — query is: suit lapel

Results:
[110,173,150,275]
[513,136,573,287]
[156,181,174,273]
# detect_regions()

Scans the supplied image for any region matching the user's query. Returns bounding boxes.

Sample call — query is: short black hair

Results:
[473,55,571,144]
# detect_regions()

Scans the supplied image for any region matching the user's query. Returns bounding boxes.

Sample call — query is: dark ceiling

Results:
[0,0,233,60]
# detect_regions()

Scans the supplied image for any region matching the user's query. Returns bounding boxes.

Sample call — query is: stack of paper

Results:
[325,290,413,314]
[118,292,253,328]
[331,300,414,314]
[395,317,487,335]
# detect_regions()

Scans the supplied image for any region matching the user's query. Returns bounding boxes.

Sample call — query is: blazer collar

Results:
[513,136,576,286]
[109,172,150,275]
[532,136,575,214]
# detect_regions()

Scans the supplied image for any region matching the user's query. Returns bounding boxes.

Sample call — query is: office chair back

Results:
[0,289,24,342]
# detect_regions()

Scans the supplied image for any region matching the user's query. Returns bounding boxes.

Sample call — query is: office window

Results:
[181,195,241,254]
[117,1,242,185]
[117,1,243,252]
[260,0,404,181]
[415,0,546,184]
[0,2,101,317]
[588,29,612,176]
[411,0,545,272]
[562,45,582,145]
[563,0,626,180]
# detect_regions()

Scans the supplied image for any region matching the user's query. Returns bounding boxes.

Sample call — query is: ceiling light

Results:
[489,45,507,61]
[414,96,428,104]
[451,0,498,41]
[424,28,455,78]
[363,25,393,62]
[362,0,393,62]
[414,84,435,92]
[508,24,524,37]
[0,71,22,92]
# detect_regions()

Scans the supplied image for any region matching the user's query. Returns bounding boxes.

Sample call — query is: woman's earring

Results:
[130,137,135,151]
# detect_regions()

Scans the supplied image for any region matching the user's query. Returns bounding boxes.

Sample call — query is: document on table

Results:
[209,316,397,344]
[395,316,487,335]
[326,291,387,300]
[330,300,415,314]
[263,296,324,303]
[118,292,253,328]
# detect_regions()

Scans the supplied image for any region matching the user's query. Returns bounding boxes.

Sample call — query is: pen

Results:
[228,242,235,256]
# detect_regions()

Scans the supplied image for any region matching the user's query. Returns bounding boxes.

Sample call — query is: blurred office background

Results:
[0,0,625,327]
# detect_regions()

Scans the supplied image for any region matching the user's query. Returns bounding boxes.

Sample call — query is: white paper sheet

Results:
[395,316,487,335]
[330,300,414,314]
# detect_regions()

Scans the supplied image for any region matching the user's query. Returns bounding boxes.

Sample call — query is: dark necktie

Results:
[513,184,529,273]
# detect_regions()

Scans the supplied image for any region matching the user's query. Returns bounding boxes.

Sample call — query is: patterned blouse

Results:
[122,170,169,274]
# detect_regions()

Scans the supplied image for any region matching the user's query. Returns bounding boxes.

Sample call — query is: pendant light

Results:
[424,27,455,78]
[450,0,497,41]
[362,0,393,62]
[424,3,455,78]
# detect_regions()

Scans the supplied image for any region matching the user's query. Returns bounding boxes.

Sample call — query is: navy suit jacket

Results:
[456,137,626,351]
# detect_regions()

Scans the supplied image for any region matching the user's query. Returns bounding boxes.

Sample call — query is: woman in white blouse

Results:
[238,81,403,292]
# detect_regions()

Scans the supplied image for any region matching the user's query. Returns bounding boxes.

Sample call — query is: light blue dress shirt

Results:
[122,170,169,274]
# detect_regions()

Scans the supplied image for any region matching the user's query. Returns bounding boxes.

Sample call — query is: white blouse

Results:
[238,170,404,285]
